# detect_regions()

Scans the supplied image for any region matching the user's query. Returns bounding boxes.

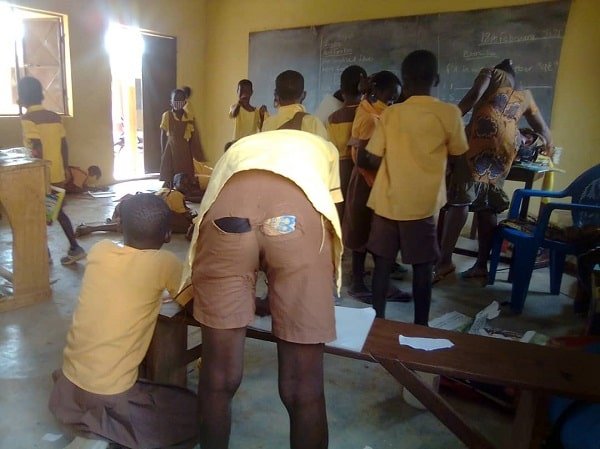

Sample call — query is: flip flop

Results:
[433,264,456,284]
[386,286,412,302]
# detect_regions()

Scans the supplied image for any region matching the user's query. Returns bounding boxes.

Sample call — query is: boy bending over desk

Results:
[49,194,198,449]
[183,130,342,449]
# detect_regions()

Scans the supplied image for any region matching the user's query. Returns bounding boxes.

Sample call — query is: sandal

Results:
[433,264,456,284]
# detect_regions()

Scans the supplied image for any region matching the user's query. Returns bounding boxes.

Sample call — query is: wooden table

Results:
[143,312,600,449]
[0,158,51,311]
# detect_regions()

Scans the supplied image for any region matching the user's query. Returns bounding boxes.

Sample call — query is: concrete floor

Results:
[0,180,585,449]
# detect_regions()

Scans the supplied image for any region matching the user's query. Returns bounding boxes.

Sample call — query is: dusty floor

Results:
[0,180,584,449]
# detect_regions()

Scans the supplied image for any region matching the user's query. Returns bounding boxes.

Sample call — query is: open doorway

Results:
[105,24,177,181]
[105,24,144,181]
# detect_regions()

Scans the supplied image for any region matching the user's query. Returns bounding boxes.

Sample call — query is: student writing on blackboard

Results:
[359,50,468,323]
[326,65,367,221]
[343,71,409,301]
[438,58,553,282]
[261,70,328,138]
[229,79,268,140]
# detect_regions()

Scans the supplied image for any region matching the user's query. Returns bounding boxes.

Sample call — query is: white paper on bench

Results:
[398,335,454,351]
[251,306,376,353]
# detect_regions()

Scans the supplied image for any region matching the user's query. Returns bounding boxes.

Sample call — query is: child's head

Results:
[172,172,195,195]
[370,70,401,105]
[237,79,253,101]
[170,89,187,111]
[121,193,171,250]
[340,65,367,99]
[87,165,102,179]
[17,76,44,107]
[401,50,439,95]
[274,70,305,106]
[182,86,192,99]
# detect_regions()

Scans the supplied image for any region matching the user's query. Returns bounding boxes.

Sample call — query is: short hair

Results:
[340,65,367,96]
[87,165,102,178]
[18,76,43,106]
[171,88,185,100]
[401,50,438,86]
[494,58,516,78]
[275,70,304,102]
[120,193,170,242]
[182,86,192,98]
[371,70,401,93]
[238,79,253,90]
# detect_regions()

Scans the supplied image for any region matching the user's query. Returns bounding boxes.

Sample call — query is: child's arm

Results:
[229,102,241,119]
[160,129,167,155]
[258,105,268,130]
[61,138,69,171]
[458,68,492,116]
[29,139,43,159]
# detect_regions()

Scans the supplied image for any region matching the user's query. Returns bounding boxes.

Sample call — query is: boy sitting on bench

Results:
[49,194,199,448]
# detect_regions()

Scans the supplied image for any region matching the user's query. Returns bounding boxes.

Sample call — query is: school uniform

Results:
[261,104,328,139]
[159,110,202,182]
[49,240,198,448]
[232,106,262,140]
[342,99,387,251]
[365,96,468,264]
[180,130,342,344]
[156,188,194,233]
[21,104,66,184]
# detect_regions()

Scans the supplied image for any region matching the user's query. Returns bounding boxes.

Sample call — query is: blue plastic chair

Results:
[489,163,600,313]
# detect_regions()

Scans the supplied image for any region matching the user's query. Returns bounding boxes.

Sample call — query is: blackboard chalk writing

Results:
[322,46,353,57]
[463,49,497,60]
[514,64,534,73]
[480,32,536,45]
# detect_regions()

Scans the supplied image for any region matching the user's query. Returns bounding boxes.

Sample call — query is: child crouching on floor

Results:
[49,194,199,449]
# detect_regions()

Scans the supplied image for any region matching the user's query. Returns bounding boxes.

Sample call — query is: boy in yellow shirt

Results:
[261,70,328,138]
[229,79,267,140]
[359,50,468,323]
[18,76,86,265]
[49,193,198,448]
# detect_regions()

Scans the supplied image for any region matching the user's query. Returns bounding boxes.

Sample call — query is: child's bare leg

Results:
[76,222,120,236]
[464,210,497,278]
[371,255,395,318]
[57,209,81,249]
[437,205,468,272]
[413,262,433,325]
[198,325,246,449]
[277,340,328,449]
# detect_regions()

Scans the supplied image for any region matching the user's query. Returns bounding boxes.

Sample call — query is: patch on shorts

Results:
[260,215,296,236]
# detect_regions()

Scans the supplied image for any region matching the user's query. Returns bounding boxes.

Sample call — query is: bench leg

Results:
[377,358,497,449]
[507,390,545,449]
[144,317,188,387]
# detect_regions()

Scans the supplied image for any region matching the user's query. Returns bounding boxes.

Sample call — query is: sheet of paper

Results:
[468,301,500,335]
[159,300,182,318]
[250,306,376,353]
[428,311,472,331]
[399,335,454,351]
[41,433,62,442]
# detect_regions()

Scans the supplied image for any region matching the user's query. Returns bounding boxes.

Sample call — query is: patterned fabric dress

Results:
[465,68,539,186]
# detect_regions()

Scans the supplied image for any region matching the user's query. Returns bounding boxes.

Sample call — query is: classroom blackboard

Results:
[248,0,571,124]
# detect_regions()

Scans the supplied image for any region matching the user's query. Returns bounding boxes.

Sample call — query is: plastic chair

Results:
[489,164,600,313]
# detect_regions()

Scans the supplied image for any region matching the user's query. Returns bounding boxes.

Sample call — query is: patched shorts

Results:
[192,170,336,344]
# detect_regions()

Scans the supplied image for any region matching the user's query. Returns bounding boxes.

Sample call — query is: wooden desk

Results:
[0,158,51,311]
[144,312,600,449]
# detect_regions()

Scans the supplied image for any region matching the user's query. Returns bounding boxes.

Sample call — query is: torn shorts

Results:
[192,170,336,344]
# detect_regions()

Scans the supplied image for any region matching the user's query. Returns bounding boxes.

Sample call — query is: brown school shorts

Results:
[48,370,199,449]
[367,214,439,265]
[192,170,336,344]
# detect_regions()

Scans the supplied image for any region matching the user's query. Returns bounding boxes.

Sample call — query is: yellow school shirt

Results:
[327,121,353,160]
[62,240,182,395]
[351,99,387,142]
[156,188,187,214]
[160,110,194,141]
[180,130,343,301]
[366,96,468,221]
[261,104,328,140]
[232,106,261,140]
[21,104,66,184]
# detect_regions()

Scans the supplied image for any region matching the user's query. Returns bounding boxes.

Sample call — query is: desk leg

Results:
[506,390,545,449]
[377,358,497,449]
[144,317,188,387]
[520,179,534,221]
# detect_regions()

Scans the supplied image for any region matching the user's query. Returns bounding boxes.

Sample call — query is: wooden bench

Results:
[143,311,600,449]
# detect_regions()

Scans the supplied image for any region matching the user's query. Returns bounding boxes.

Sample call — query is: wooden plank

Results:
[364,319,600,401]
[377,358,497,449]
[506,390,544,449]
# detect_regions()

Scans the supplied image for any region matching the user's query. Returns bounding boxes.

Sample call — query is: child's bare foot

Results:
[433,263,456,284]
[460,265,488,280]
